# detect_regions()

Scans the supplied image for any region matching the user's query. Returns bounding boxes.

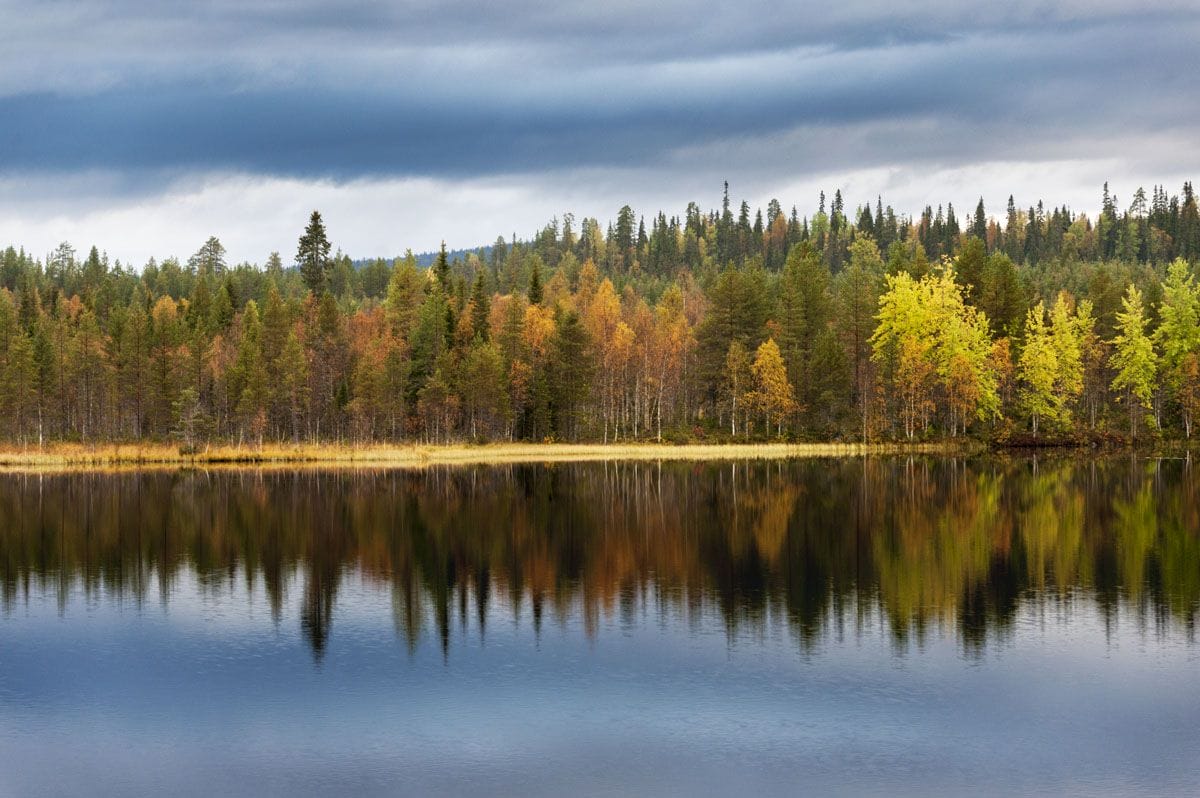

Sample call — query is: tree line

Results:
[1,183,1199,447]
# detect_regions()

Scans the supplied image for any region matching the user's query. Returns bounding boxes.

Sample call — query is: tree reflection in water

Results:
[0,456,1196,659]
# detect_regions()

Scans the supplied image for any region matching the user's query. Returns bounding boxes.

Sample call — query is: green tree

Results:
[837,238,884,440]
[277,329,309,442]
[408,285,449,408]
[188,236,227,276]
[228,301,268,443]
[460,340,508,438]
[1017,303,1059,435]
[954,236,987,306]
[433,241,450,288]
[696,264,769,409]
[1154,258,1200,436]
[260,281,290,432]
[385,251,424,338]
[527,257,543,305]
[549,309,592,440]
[1110,284,1158,440]
[776,244,832,422]
[2,329,37,443]
[980,253,1024,337]
[297,211,333,295]
[469,271,492,340]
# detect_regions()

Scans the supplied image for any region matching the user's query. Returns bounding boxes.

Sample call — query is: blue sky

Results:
[1,0,1198,265]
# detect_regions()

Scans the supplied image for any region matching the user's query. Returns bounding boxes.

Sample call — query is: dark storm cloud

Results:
[1,0,1198,184]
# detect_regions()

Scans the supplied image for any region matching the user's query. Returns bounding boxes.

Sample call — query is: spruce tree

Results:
[972,198,987,241]
[433,241,450,287]
[470,271,491,341]
[550,309,592,440]
[527,258,543,305]
[297,211,332,295]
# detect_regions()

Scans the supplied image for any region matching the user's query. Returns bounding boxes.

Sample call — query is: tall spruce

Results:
[297,211,333,295]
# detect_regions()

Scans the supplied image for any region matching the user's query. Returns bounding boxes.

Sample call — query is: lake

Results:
[1,456,1197,796]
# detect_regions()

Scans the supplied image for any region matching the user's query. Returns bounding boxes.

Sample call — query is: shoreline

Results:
[0,441,973,472]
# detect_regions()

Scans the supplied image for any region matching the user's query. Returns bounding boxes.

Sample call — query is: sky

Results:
[1,0,1198,266]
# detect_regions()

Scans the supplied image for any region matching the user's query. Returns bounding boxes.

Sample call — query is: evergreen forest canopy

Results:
[2,182,1200,447]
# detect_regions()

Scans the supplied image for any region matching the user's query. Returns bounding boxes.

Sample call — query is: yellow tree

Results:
[748,338,799,437]
[946,351,981,438]
[1018,303,1059,435]
[608,320,635,440]
[650,284,693,440]
[872,267,998,437]
[585,278,623,441]
[1076,300,1106,430]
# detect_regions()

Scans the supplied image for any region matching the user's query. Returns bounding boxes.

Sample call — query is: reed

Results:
[0,440,971,471]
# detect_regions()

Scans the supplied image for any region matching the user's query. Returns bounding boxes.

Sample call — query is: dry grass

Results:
[0,440,968,472]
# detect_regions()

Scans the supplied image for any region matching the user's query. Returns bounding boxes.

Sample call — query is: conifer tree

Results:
[469,271,491,341]
[527,258,543,305]
[549,309,591,440]
[433,241,450,288]
[297,211,333,295]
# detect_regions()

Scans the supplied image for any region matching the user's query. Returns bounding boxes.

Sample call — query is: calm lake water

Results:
[1,456,1198,796]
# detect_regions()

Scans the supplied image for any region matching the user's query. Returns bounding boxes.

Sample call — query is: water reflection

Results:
[1,456,1196,659]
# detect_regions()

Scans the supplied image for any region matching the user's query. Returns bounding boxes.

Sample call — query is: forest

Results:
[1,181,1199,447]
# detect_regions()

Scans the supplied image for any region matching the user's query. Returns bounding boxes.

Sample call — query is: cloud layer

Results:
[1,1,1198,263]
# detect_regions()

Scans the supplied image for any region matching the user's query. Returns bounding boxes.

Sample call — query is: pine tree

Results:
[189,236,227,276]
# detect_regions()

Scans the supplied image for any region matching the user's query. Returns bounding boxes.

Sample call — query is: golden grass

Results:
[0,440,970,472]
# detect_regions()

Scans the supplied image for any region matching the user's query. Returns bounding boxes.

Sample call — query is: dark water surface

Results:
[1,456,1198,796]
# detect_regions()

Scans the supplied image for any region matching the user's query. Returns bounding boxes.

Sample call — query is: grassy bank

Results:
[0,440,970,471]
